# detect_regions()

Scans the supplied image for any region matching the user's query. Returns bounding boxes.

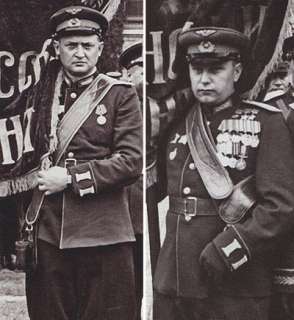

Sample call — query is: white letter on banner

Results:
[0,115,23,165]
[167,29,179,81]
[0,52,15,98]
[19,51,36,93]
[147,31,165,84]
[23,107,35,154]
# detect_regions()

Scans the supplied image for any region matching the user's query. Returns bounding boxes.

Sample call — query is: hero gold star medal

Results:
[96,104,107,125]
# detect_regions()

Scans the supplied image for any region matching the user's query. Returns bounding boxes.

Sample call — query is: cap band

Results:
[55,18,103,39]
[186,52,241,65]
[56,19,100,32]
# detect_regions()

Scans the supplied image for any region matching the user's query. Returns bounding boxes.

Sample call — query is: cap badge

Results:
[198,41,215,53]
[194,29,216,37]
[65,8,82,15]
[69,18,81,27]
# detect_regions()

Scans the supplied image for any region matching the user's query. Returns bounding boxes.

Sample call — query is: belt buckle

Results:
[184,196,197,222]
[64,158,77,168]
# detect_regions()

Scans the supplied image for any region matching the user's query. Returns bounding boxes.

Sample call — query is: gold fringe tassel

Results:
[0,170,39,197]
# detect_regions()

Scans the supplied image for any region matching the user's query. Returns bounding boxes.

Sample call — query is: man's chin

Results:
[196,96,217,106]
[68,68,91,77]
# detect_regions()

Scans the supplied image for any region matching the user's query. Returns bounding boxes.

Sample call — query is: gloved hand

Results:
[199,242,228,286]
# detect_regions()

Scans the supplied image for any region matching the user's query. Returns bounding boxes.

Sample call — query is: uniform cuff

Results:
[68,162,97,197]
[212,225,250,272]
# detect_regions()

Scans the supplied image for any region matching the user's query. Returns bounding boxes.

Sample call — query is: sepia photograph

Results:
[0,0,143,319]
[146,0,294,319]
[0,0,294,319]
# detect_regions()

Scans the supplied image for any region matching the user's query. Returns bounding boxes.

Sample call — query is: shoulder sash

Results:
[54,74,123,164]
[26,74,125,226]
[186,103,234,199]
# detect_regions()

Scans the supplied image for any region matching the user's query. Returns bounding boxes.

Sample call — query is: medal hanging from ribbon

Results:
[95,104,107,125]
[216,109,261,170]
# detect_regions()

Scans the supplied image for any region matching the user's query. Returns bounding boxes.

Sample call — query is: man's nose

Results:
[75,45,85,58]
[199,70,210,84]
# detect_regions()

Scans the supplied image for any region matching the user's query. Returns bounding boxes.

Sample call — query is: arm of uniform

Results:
[201,112,294,281]
[273,108,294,293]
[147,87,194,144]
[147,88,194,201]
[68,86,143,197]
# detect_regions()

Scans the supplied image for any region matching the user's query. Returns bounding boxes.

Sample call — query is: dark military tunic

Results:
[26,70,142,320]
[264,89,294,296]
[37,72,142,249]
[154,97,294,299]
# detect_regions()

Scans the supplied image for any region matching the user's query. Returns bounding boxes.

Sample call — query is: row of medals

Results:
[216,114,261,171]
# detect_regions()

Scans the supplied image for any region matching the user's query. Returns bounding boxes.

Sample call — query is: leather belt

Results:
[169,196,218,221]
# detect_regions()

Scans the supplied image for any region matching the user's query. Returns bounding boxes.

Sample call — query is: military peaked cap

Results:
[50,6,108,40]
[271,62,289,76]
[119,42,143,69]
[282,36,294,61]
[178,27,250,64]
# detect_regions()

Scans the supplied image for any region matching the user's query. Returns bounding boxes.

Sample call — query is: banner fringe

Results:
[0,170,39,197]
[101,0,121,22]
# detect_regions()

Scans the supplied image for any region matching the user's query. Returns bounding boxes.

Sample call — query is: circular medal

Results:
[229,157,237,168]
[221,155,229,167]
[216,133,224,143]
[251,135,259,148]
[97,116,106,125]
[232,134,241,143]
[241,134,251,146]
[223,132,231,142]
[236,158,246,171]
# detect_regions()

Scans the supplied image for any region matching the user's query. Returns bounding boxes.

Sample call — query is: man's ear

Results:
[53,40,60,57]
[97,41,104,57]
[234,62,243,82]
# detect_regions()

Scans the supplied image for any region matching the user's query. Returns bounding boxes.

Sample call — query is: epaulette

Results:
[242,99,281,113]
[102,74,133,87]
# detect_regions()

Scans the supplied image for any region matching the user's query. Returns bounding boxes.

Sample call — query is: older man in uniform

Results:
[25,6,142,320]
[152,26,294,320]
[119,41,143,320]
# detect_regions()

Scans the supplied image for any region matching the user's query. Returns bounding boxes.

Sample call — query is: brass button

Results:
[183,187,191,195]
[70,92,77,99]
[189,163,196,170]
